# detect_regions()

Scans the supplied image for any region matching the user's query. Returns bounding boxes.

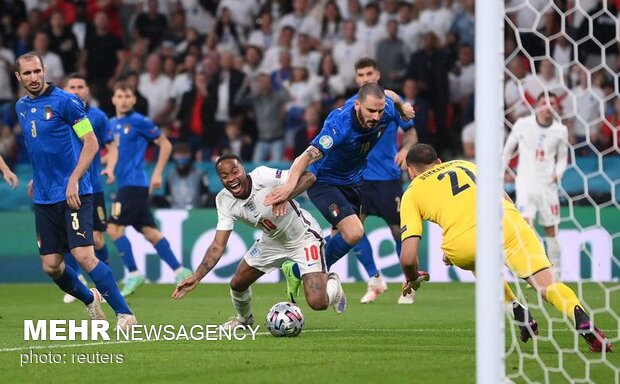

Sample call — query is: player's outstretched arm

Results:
[173,230,232,300]
[0,155,18,189]
[101,142,118,184]
[151,134,172,193]
[265,145,323,206]
[67,130,99,209]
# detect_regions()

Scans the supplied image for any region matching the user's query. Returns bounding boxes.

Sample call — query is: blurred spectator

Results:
[316,53,346,111]
[71,1,89,50]
[12,21,31,57]
[398,1,424,58]
[175,27,201,57]
[294,104,321,158]
[601,96,620,154]
[87,0,123,38]
[448,0,475,48]
[171,53,199,107]
[260,0,293,25]
[263,25,295,73]
[179,0,215,35]
[504,56,529,123]
[212,6,244,53]
[0,0,27,41]
[379,0,400,25]
[134,0,167,52]
[292,32,321,75]
[419,0,454,46]
[461,120,475,160]
[402,78,430,144]
[176,71,213,156]
[163,142,214,209]
[0,34,15,106]
[575,0,618,67]
[47,10,79,74]
[236,72,289,163]
[279,0,320,40]
[320,1,342,51]
[407,32,451,153]
[552,36,572,69]
[376,19,407,92]
[218,120,254,161]
[247,11,275,50]
[163,9,187,46]
[270,49,293,90]
[332,19,366,92]
[448,44,475,126]
[356,2,385,59]
[33,30,64,84]
[521,59,566,109]
[283,65,320,155]
[563,67,605,145]
[241,45,263,83]
[138,53,174,125]
[218,0,260,32]
[209,50,246,144]
[42,0,75,25]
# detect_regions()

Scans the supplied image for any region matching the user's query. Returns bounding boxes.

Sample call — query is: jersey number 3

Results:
[438,166,476,196]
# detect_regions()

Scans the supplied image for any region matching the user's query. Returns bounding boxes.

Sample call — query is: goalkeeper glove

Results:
[402,271,430,296]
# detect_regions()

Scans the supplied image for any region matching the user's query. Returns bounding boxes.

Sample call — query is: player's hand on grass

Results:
[149,173,163,194]
[172,274,200,300]
[66,177,81,209]
[101,168,115,184]
[271,201,288,217]
[402,271,430,296]
[2,169,18,189]
[264,184,294,206]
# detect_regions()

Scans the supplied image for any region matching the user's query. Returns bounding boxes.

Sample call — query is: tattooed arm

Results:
[264,145,323,206]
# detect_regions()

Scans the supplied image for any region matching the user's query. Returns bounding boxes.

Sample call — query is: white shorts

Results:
[515,187,560,227]
[243,228,326,276]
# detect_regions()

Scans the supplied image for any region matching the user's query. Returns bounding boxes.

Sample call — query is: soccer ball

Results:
[265,302,304,337]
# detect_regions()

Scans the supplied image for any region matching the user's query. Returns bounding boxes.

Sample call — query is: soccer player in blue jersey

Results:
[265,83,414,302]
[61,73,118,304]
[348,59,418,304]
[14,52,136,330]
[107,82,193,296]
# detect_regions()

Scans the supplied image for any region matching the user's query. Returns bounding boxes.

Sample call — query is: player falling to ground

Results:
[265,83,415,303]
[399,143,612,352]
[107,82,193,296]
[503,92,567,280]
[62,73,118,304]
[0,154,18,189]
[173,154,347,328]
[14,52,135,330]
[347,58,417,304]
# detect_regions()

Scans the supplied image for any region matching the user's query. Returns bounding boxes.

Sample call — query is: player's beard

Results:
[25,80,45,97]
[356,109,378,129]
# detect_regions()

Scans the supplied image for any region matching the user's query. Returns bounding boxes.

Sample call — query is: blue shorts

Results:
[34,194,94,255]
[109,186,157,230]
[360,180,402,226]
[307,182,361,228]
[93,191,108,232]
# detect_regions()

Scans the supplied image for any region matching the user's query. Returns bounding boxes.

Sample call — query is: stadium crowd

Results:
[0,0,619,170]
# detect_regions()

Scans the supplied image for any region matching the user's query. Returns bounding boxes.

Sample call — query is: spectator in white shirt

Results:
[138,53,174,124]
[33,30,64,85]
[356,2,386,59]
[247,11,276,51]
[333,19,366,91]
[398,1,425,57]
[419,0,454,46]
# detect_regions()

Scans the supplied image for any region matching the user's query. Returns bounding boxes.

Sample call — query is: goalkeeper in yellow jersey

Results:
[399,143,612,353]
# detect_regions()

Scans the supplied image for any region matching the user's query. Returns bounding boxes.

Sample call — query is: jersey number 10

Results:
[438,166,477,196]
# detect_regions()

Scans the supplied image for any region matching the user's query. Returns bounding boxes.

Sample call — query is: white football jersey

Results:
[215,166,319,246]
[503,115,569,190]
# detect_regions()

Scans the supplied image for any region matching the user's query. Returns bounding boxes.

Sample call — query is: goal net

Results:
[502,1,619,382]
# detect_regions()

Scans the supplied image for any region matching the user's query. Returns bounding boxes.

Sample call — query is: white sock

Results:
[544,236,561,277]
[230,288,252,320]
[326,277,339,305]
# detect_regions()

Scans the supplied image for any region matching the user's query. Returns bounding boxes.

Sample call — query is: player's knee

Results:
[106,225,122,240]
[306,294,328,311]
[341,223,364,245]
[42,262,63,278]
[229,277,249,293]
[93,232,105,250]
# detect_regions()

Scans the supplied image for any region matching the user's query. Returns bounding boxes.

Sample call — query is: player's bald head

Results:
[357,83,385,102]
[406,143,439,170]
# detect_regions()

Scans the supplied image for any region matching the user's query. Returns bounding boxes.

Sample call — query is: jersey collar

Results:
[41,82,55,97]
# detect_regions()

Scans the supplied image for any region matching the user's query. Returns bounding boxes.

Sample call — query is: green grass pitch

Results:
[0,283,617,383]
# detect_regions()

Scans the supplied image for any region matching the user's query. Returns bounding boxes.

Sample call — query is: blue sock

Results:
[325,233,355,270]
[95,244,110,265]
[64,252,81,275]
[154,238,182,271]
[292,263,301,279]
[352,234,378,277]
[114,236,138,272]
[53,265,93,305]
[88,261,132,315]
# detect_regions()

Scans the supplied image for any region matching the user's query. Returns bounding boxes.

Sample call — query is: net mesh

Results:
[503,1,619,382]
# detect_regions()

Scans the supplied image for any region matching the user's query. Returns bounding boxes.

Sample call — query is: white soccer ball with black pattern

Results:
[266,302,304,337]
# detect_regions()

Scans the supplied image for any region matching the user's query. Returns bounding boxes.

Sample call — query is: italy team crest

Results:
[329,203,340,218]
[123,124,131,134]
[44,106,53,120]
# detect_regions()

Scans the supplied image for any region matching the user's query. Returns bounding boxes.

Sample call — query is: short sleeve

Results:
[385,97,402,124]
[310,112,344,157]
[215,194,236,231]
[137,115,161,141]
[400,187,423,240]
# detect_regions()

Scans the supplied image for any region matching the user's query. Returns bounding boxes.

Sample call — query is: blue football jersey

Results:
[345,95,415,181]
[16,83,93,204]
[87,105,111,193]
[109,111,161,188]
[309,97,401,185]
